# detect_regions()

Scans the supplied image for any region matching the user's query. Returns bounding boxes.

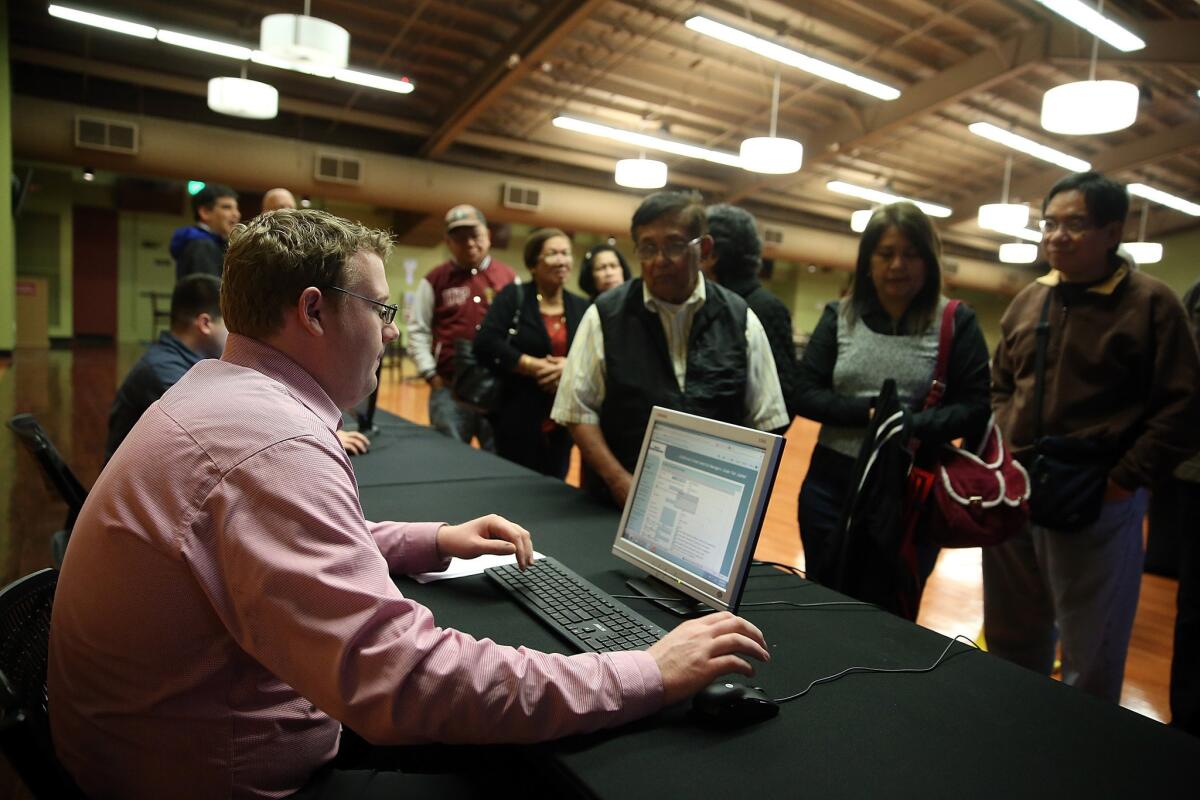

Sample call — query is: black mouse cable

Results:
[770,635,982,704]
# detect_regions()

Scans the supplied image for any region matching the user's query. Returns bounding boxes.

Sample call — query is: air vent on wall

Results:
[74,115,139,155]
[762,227,784,246]
[502,182,541,212]
[315,152,362,185]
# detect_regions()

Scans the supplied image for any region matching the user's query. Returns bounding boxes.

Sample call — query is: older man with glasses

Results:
[552,191,788,508]
[985,171,1200,704]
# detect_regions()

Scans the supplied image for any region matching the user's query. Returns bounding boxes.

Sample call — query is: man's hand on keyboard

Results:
[648,612,770,705]
[436,515,535,569]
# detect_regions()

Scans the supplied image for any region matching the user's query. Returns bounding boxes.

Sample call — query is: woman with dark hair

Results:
[475,227,590,477]
[793,202,991,598]
[577,243,631,300]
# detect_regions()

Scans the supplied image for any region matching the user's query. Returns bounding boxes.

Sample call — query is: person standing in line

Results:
[578,243,631,300]
[985,171,1200,703]
[170,184,240,280]
[475,228,590,478]
[407,205,516,451]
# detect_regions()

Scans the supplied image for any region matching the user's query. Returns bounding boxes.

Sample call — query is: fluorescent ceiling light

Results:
[48,4,156,39]
[553,116,743,168]
[968,122,1091,172]
[994,226,1043,243]
[251,50,335,78]
[1127,183,1200,217]
[334,68,414,94]
[686,17,900,101]
[1030,0,1145,53]
[157,29,252,60]
[825,181,952,218]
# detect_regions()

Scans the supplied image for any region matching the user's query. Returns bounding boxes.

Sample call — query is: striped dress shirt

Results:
[48,333,662,800]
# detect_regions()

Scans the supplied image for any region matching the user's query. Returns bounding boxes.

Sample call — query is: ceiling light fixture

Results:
[999,243,1039,264]
[967,122,1091,172]
[260,9,349,72]
[1040,0,1139,135]
[978,156,1030,233]
[1029,0,1145,52]
[157,29,253,60]
[48,4,155,38]
[208,76,279,120]
[1127,183,1200,217]
[684,16,901,101]
[552,116,743,168]
[334,68,414,94]
[825,181,952,218]
[850,209,874,233]
[250,49,334,77]
[614,157,668,189]
[740,72,803,174]
[1122,202,1163,265]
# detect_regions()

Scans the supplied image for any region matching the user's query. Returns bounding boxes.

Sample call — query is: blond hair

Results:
[221,209,393,338]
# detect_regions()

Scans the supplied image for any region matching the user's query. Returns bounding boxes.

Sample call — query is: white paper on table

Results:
[410,551,545,584]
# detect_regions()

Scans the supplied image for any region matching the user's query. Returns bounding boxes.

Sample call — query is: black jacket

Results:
[474,282,589,469]
[723,276,800,419]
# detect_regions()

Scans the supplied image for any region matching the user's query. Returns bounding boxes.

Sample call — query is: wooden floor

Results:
[0,343,1179,793]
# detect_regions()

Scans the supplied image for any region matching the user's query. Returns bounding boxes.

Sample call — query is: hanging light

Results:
[978,156,1031,233]
[1123,202,1163,265]
[207,76,279,119]
[614,157,668,189]
[850,209,873,233]
[260,1,349,72]
[999,243,1038,264]
[1041,0,1138,135]
[740,72,803,174]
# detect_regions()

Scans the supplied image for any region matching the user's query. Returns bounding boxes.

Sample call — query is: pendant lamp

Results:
[740,72,803,174]
[978,157,1030,232]
[1041,0,1138,135]
[260,2,349,72]
[1123,202,1163,265]
[208,75,278,119]
[615,157,668,189]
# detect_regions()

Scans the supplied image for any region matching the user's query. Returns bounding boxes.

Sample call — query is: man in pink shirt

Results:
[48,209,769,799]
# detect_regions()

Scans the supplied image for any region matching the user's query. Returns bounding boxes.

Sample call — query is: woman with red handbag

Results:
[793,202,992,615]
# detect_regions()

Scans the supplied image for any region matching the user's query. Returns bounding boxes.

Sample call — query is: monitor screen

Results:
[611,407,785,614]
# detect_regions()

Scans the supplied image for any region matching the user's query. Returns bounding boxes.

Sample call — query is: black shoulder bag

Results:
[1025,289,1114,531]
[452,285,523,414]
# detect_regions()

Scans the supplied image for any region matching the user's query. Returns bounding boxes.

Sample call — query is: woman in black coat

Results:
[474,228,590,478]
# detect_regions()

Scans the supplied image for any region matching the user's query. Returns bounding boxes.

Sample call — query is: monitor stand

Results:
[624,575,709,617]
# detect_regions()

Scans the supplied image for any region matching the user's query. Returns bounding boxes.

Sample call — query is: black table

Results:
[354,413,1200,799]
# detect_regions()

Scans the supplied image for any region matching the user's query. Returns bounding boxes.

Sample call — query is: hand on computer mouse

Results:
[647,612,769,706]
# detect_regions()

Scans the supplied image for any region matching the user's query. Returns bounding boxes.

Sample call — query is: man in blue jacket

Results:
[171,184,240,280]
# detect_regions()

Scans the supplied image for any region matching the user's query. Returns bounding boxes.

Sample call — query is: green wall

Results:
[0,1,15,351]
[1148,227,1200,297]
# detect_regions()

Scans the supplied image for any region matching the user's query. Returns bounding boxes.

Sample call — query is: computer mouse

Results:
[691,682,780,726]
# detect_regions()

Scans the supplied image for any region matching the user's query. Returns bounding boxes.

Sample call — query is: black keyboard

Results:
[486,557,668,653]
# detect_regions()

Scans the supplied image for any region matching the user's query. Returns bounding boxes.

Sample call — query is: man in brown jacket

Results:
[985,171,1200,703]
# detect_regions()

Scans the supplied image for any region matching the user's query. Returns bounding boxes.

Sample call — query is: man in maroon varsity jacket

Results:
[407,205,516,449]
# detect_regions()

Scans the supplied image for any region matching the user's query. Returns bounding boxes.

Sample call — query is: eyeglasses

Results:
[635,236,701,264]
[325,285,398,325]
[1037,217,1095,235]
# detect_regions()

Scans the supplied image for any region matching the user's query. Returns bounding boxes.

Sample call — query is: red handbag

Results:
[909,301,1030,548]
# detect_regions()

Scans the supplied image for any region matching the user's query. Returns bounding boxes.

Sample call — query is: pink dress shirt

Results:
[48,334,662,799]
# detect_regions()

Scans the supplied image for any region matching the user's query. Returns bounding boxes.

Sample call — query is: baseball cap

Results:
[444,204,487,232]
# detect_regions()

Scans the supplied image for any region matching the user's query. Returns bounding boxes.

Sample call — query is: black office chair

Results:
[7,414,88,568]
[0,568,83,798]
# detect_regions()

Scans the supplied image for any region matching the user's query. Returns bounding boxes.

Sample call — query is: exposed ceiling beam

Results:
[418,0,606,159]
[1047,20,1200,67]
[724,22,1051,203]
[947,117,1200,230]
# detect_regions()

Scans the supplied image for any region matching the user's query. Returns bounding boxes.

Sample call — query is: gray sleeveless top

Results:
[817,296,948,458]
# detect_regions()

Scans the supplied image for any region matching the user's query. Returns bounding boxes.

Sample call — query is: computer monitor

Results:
[611,406,786,616]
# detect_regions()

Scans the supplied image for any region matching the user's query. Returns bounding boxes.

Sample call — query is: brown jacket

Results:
[992,263,1200,490]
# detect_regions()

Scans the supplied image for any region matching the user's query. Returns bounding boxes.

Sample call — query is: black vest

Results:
[596,278,749,472]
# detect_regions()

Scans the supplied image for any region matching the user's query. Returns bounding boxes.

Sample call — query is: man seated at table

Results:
[49,209,769,799]
[552,191,789,507]
[104,275,371,461]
